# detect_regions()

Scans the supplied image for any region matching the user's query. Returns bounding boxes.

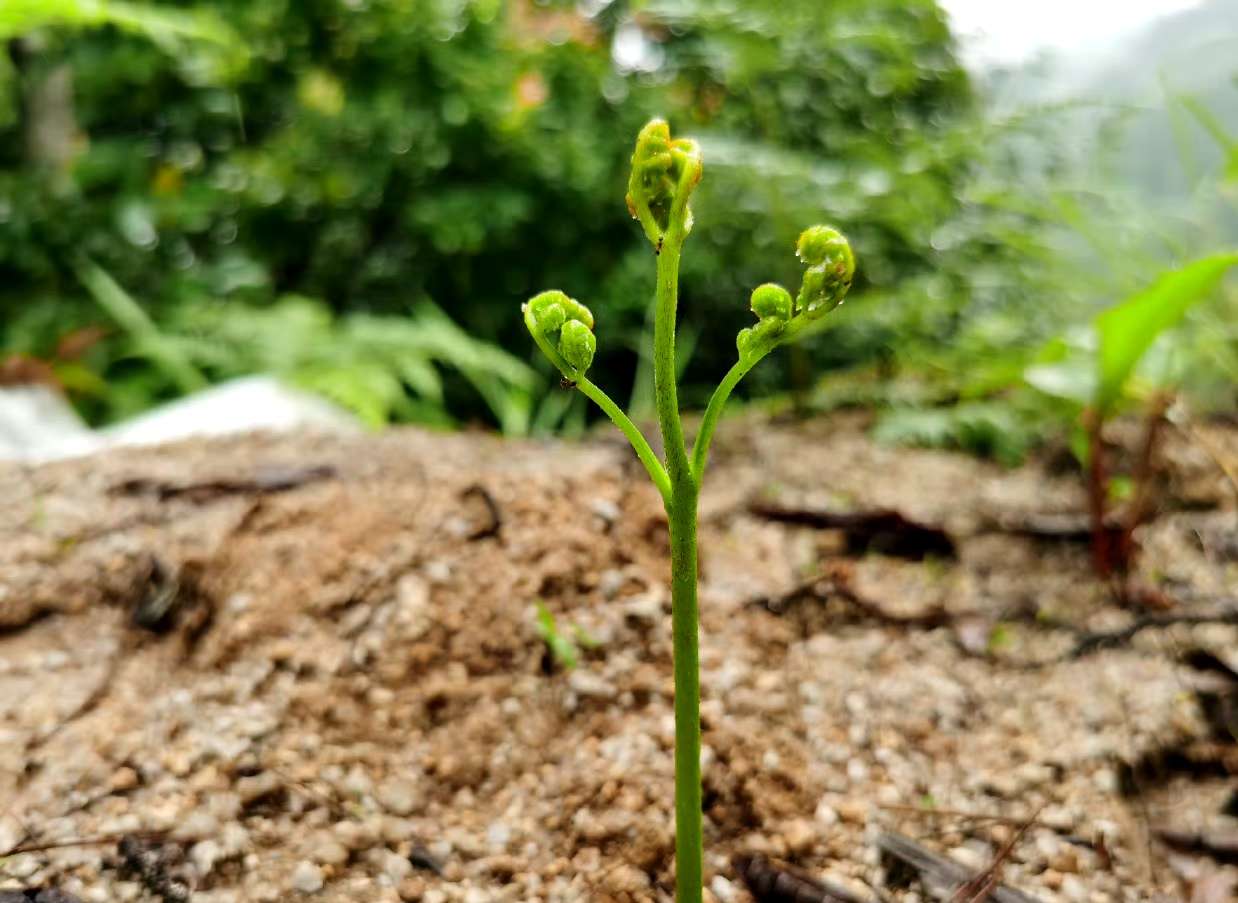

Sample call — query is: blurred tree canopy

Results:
[1,0,1031,426]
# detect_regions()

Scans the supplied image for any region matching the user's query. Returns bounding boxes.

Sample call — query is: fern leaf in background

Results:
[76,260,207,394]
[74,268,535,432]
[1094,253,1238,414]
[0,0,244,80]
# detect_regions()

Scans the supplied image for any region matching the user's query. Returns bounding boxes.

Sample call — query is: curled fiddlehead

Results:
[735,226,855,367]
[795,224,855,318]
[625,119,703,250]
[523,289,597,379]
[736,283,793,360]
[521,287,668,498]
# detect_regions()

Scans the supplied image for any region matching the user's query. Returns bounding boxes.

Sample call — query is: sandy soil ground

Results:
[1,411,1235,902]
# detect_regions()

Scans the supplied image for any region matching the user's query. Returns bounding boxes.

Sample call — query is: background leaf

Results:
[1094,253,1238,413]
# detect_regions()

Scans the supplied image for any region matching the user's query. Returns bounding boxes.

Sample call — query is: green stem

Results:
[654,234,693,488]
[525,305,670,500]
[653,223,703,903]
[691,317,814,480]
[690,360,748,481]
[576,376,671,502]
[667,483,701,903]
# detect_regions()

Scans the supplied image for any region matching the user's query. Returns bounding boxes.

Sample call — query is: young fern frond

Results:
[522,290,670,499]
[521,120,855,903]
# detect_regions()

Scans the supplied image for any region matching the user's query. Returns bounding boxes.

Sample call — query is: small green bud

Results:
[562,296,595,331]
[527,290,569,333]
[794,225,855,318]
[751,316,785,344]
[633,119,672,167]
[558,318,596,373]
[736,326,753,356]
[527,289,594,333]
[736,317,785,362]
[750,283,792,321]
[796,225,852,269]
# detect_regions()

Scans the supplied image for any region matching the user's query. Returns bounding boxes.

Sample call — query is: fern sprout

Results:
[522,120,855,902]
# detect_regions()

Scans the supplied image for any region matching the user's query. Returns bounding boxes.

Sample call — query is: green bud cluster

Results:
[795,225,855,317]
[525,290,596,374]
[625,119,703,248]
[735,226,854,363]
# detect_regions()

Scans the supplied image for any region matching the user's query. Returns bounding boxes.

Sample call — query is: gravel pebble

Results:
[376,778,421,817]
[290,861,324,894]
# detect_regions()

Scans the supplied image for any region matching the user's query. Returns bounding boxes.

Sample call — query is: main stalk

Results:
[653,229,704,903]
[667,486,702,901]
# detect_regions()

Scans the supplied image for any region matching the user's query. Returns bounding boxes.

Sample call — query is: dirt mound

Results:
[1,414,1235,902]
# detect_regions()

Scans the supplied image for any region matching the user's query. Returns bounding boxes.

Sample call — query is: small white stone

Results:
[1060,874,1088,902]
[623,593,663,623]
[307,835,349,867]
[173,809,219,841]
[379,849,411,881]
[1092,818,1120,841]
[589,498,620,525]
[191,839,222,876]
[567,670,616,699]
[710,875,738,903]
[1039,805,1077,832]
[0,816,21,853]
[290,861,324,894]
[423,560,452,583]
[486,821,511,851]
[982,772,1020,798]
[376,776,420,816]
[5,854,40,878]
[949,845,986,871]
[1092,768,1118,794]
[219,821,250,855]
[333,819,379,851]
[1014,762,1054,790]
[236,771,281,804]
[342,764,374,796]
[876,784,900,806]
[699,745,716,770]
[846,758,869,783]
[814,799,839,826]
[598,569,626,599]
[847,723,870,748]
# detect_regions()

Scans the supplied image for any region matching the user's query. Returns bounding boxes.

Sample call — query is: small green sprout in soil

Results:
[533,601,598,673]
[521,119,855,903]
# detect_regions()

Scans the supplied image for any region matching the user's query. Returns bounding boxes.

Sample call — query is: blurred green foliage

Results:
[1,0,986,427]
[1,0,1233,444]
[75,259,536,428]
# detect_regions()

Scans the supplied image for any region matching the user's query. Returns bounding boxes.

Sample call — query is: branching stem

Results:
[654,230,694,489]
[524,303,670,500]
[576,376,670,501]
[691,360,748,481]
